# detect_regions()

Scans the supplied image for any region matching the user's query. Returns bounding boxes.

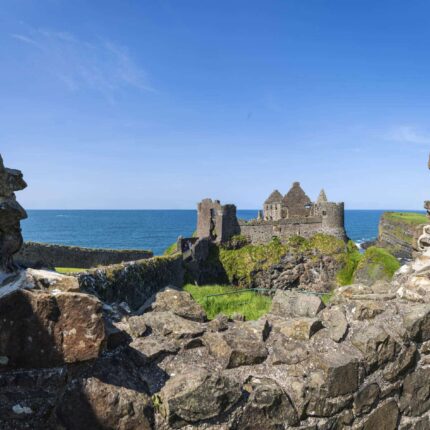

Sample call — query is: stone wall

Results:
[16,242,153,269]
[78,254,184,311]
[238,216,347,243]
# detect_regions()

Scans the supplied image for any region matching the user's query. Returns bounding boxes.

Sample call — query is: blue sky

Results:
[1,0,429,209]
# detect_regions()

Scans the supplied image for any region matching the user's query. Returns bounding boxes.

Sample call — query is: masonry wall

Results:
[16,242,153,269]
[78,254,184,311]
[238,218,325,243]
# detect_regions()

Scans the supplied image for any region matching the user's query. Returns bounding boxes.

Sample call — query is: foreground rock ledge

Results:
[2,254,430,428]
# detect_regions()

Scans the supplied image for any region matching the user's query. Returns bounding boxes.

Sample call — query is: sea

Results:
[21,210,425,256]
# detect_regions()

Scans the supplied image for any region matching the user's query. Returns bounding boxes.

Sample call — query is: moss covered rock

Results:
[353,246,400,286]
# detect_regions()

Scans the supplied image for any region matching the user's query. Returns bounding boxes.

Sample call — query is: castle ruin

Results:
[197,182,346,244]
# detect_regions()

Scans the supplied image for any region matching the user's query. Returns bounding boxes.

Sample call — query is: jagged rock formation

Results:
[0,155,27,272]
[377,212,426,260]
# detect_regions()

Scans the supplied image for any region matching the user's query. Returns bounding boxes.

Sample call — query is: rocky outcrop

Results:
[0,154,27,272]
[377,211,427,260]
[3,252,430,428]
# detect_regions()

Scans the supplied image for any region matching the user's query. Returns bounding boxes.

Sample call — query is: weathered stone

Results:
[271,290,325,318]
[0,288,105,368]
[151,287,207,322]
[207,313,229,332]
[400,367,430,416]
[383,344,417,382]
[403,304,430,342]
[130,337,179,362]
[142,311,205,339]
[0,367,67,429]
[0,154,27,273]
[352,300,385,320]
[159,369,242,428]
[354,383,380,415]
[237,377,299,429]
[203,324,268,369]
[56,377,154,430]
[278,317,323,340]
[127,315,148,337]
[271,336,309,365]
[399,416,430,430]
[361,399,399,430]
[320,306,348,342]
[350,324,398,371]
[105,319,131,350]
[314,350,359,397]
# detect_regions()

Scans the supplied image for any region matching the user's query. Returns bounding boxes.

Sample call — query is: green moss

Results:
[55,267,86,274]
[384,212,427,226]
[219,237,289,286]
[163,241,178,256]
[218,234,346,287]
[184,284,271,320]
[353,246,400,283]
[336,241,362,286]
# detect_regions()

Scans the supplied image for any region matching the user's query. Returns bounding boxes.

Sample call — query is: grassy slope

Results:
[384,212,427,225]
[218,234,346,286]
[184,284,272,320]
[55,267,86,274]
[354,246,400,281]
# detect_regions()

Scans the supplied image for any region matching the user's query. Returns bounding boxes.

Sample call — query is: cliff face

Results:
[377,212,427,260]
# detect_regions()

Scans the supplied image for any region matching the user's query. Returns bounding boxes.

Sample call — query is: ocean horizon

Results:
[21,209,426,256]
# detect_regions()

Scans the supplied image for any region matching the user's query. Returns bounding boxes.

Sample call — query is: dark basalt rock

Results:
[0,154,27,272]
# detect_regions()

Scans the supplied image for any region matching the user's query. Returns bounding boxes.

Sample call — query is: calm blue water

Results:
[21,210,424,256]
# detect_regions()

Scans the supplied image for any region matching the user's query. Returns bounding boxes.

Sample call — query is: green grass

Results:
[183,284,272,320]
[163,241,178,256]
[384,212,427,225]
[55,267,86,274]
[354,246,400,282]
[336,241,363,286]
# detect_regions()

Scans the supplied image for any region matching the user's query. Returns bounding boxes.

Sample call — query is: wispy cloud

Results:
[384,125,430,145]
[11,29,153,99]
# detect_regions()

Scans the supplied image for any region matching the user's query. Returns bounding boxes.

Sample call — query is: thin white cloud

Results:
[385,125,430,145]
[11,29,153,99]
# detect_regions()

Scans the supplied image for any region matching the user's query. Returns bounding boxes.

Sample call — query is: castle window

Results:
[322,210,327,216]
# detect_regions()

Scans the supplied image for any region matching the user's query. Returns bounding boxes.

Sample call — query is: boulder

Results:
[350,324,398,371]
[278,317,323,340]
[271,337,309,365]
[141,311,205,339]
[353,383,380,416]
[400,367,430,416]
[151,287,207,322]
[203,324,268,369]
[320,306,348,342]
[361,399,399,430]
[383,345,417,382]
[352,300,385,320]
[207,314,229,332]
[55,377,154,430]
[237,377,299,429]
[130,337,179,362]
[402,304,430,342]
[271,290,325,318]
[27,268,80,292]
[127,315,148,338]
[0,289,105,368]
[159,369,242,428]
[315,351,360,397]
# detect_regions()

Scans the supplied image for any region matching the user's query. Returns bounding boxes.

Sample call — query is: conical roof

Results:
[317,189,328,204]
[264,189,283,204]
[282,182,311,207]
